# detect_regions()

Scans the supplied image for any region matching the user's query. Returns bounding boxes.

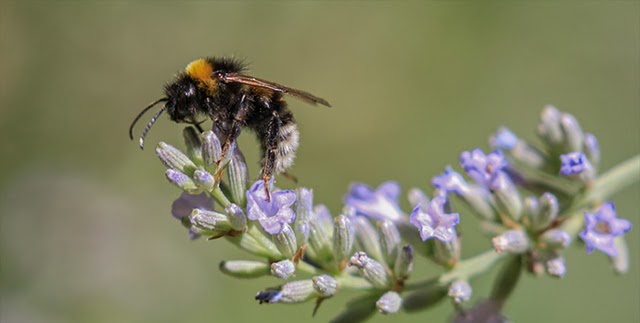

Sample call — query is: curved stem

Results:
[405,250,507,291]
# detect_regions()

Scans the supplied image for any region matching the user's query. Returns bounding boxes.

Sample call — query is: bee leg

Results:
[216,94,249,165]
[260,112,282,203]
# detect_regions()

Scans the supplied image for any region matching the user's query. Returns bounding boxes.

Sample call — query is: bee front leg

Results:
[213,95,249,186]
[216,94,249,165]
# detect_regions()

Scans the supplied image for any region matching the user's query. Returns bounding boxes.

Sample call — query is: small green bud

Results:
[333,214,355,266]
[193,170,215,192]
[378,220,401,267]
[219,260,270,278]
[190,208,232,234]
[349,252,390,289]
[165,169,199,193]
[182,127,202,162]
[448,280,472,304]
[271,260,296,280]
[312,275,337,298]
[201,131,222,173]
[376,291,402,314]
[273,224,298,259]
[492,230,530,254]
[394,244,414,280]
[156,142,197,175]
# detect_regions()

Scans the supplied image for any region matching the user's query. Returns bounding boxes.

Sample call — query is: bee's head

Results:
[164,77,201,123]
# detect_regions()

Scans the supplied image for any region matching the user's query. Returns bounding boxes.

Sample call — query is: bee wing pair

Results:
[218,73,332,108]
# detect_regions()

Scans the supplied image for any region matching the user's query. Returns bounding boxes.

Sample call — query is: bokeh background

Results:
[1,2,638,322]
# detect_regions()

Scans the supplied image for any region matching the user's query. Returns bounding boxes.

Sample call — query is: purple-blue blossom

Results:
[579,202,632,257]
[490,127,518,150]
[432,166,467,195]
[246,180,296,235]
[459,149,507,189]
[344,181,404,222]
[559,152,592,176]
[409,196,460,242]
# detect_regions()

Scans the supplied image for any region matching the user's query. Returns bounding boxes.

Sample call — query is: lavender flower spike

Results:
[579,202,632,257]
[344,181,404,222]
[409,196,460,242]
[246,180,296,235]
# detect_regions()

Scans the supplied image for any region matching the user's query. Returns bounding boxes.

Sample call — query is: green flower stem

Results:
[405,250,508,291]
[335,274,376,291]
[211,186,232,207]
[296,261,320,276]
[578,154,640,208]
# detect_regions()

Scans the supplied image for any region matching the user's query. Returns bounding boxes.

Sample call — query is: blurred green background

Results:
[1,1,638,322]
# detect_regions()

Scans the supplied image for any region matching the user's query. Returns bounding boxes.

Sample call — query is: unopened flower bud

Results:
[165,169,198,193]
[225,203,247,231]
[492,230,530,253]
[433,238,461,268]
[349,252,391,289]
[533,192,558,230]
[560,113,584,153]
[273,224,298,259]
[376,291,402,314]
[271,259,296,279]
[278,279,315,303]
[448,280,472,304]
[378,220,401,266]
[227,147,249,206]
[201,131,222,173]
[307,215,332,262]
[539,229,571,250]
[394,244,414,280]
[193,170,215,192]
[333,214,355,265]
[491,172,522,221]
[537,105,563,147]
[190,208,232,234]
[545,254,566,278]
[312,275,337,298]
[219,260,270,278]
[183,127,202,162]
[157,142,197,175]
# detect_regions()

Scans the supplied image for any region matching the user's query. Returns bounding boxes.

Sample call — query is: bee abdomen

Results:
[274,121,300,174]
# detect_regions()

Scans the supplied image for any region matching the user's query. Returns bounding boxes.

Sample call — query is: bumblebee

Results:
[129,57,331,199]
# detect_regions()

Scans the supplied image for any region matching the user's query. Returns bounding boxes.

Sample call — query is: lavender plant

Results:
[154,106,638,322]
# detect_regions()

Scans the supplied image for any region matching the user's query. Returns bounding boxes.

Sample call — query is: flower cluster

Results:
[150,105,636,322]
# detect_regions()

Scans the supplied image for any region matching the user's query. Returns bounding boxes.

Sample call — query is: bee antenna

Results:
[138,104,167,149]
[129,98,168,140]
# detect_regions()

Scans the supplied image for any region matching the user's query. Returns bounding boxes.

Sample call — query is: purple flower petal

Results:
[171,192,214,220]
[559,152,592,176]
[344,181,404,222]
[409,196,460,242]
[246,180,297,235]
[460,149,507,188]
[432,166,467,194]
[579,202,632,257]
